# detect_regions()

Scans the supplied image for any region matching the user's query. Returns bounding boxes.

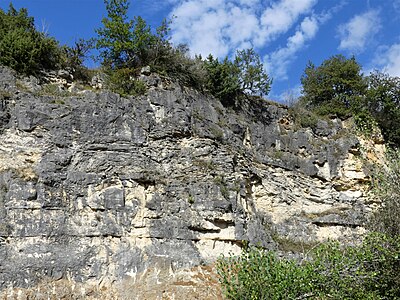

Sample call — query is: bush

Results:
[151,44,208,89]
[217,233,400,299]
[217,245,314,300]
[0,4,61,75]
[105,67,146,96]
[95,0,209,92]
[204,49,272,105]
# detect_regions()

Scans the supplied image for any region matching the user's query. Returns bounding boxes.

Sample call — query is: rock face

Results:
[0,66,377,299]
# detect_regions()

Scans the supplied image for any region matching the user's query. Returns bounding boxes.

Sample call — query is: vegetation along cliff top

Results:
[0,1,399,299]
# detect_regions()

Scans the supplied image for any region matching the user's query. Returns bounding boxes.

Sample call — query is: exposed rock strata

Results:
[0,66,377,298]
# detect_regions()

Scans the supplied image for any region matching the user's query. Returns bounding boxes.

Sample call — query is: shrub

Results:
[204,49,272,105]
[0,4,61,75]
[105,67,146,96]
[151,44,208,89]
[95,0,209,92]
[288,97,319,130]
[217,233,400,299]
[61,38,94,81]
[217,245,313,300]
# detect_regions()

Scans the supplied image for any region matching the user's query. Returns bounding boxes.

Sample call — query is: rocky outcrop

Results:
[0,66,377,299]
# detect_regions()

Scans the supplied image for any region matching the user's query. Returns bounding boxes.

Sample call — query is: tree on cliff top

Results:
[0,3,61,75]
[95,0,157,69]
[364,71,400,147]
[204,49,272,104]
[95,0,272,100]
[301,55,366,118]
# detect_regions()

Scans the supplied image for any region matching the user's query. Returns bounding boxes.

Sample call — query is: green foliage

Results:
[204,49,272,105]
[96,0,138,69]
[204,55,241,104]
[95,1,272,100]
[364,71,400,147]
[95,0,208,91]
[105,67,146,96]
[96,1,178,71]
[217,233,400,300]
[301,55,366,118]
[356,233,400,299]
[0,3,61,75]
[300,56,399,145]
[204,49,272,104]
[234,48,272,96]
[353,110,379,137]
[151,44,208,89]
[217,246,313,300]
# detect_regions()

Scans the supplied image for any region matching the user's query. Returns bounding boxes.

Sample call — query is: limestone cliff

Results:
[0,67,382,299]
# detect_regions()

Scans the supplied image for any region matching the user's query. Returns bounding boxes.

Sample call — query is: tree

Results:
[364,71,400,147]
[204,55,241,104]
[301,55,366,117]
[95,0,135,69]
[95,0,159,70]
[204,49,272,104]
[0,3,61,75]
[234,48,272,96]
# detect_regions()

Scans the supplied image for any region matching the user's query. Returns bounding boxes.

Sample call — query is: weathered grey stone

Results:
[0,66,377,298]
[0,66,16,91]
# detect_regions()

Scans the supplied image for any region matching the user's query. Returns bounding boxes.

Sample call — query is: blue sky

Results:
[1,0,400,102]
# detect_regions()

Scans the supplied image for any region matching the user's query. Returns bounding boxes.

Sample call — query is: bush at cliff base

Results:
[217,233,400,300]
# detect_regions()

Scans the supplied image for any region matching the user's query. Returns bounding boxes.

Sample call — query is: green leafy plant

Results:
[364,71,400,147]
[95,0,208,91]
[61,38,94,81]
[204,54,241,104]
[234,48,272,96]
[217,245,314,300]
[105,67,146,96]
[0,3,61,75]
[204,49,272,105]
[217,233,400,299]
[300,55,366,119]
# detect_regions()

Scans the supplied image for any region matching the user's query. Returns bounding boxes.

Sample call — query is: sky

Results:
[1,0,400,102]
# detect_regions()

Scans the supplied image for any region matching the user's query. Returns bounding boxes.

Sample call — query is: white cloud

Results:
[258,0,317,45]
[263,2,345,81]
[373,43,400,77]
[237,0,261,6]
[263,15,319,80]
[169,0,317,58]
[337,10,381,53]
[276,84,302,104]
